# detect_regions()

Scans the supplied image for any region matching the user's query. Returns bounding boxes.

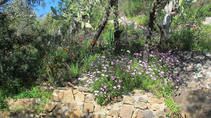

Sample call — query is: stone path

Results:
[173,52,211,118]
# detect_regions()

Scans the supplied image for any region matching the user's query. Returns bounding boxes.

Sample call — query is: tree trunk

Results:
[159,0,179,50]
[143,0,170,61]
[91,0,114,48]
[113,0,122,53]
[143,0,158,62]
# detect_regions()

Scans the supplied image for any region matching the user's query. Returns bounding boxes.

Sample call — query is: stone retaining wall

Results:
[1,87,167,118]
[45,87,166,118]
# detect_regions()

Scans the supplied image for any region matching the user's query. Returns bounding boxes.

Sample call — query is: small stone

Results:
[133,96,148,103]
[119,105,134,118]
[73,89,80,94]
[0,111,10,118]
[106,116,113,118]
[84,102,94,113]
[53,90,64,102]
[187,64,194,71]
[61,89,75,103]
[106,106,112,110]
[132,109,144,118]
[108,108,119,117]
[206,71,211,79]
[149,104,165,112]
[93,111,107,118]
[142,110,154,118]
[94,104,102,112]
[123,96,135,104]
[135,102,148,110]
[148,97,164,104]
[205,52,211,57]
[7,98,39,111]
[74,92,85,102]
[73,102,84,111]
[72,109,83,118]
[85,93,95,102]
[44,102,57,112]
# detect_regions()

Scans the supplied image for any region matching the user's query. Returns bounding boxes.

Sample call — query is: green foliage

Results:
[13,87,52,100]
[168,25,211,52]
[82,54,98,72]
[40,47,70,85]
[92,76,122,105]
[165,97,180,113]
[0,86,52,110]
[120,0,153,17]
[68,63,80,78]
[169,28,196,50]
[197,4,211,17]
[129,15,149,26]
[12,86,51,112]
[92,60,173,105]
[195,25,211,51]
[0,39,41,93]
[0,90,8,109]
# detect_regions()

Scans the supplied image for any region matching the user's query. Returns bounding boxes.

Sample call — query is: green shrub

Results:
[169,28,198,51]
[0,90,8,109]
[68,63,80,78]
[13,87,51,100]
[165,97,180,113]
[82,54,98,72]
[120,0,153,17]
[0,40,41,93]
[195,25,211,51]
[129,15,149,26]
[40,47,70,85]
[12,86,52,112]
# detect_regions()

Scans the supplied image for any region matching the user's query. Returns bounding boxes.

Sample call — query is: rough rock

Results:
[132,109,144,118]
[7,98,40,111]
[74,91,85,102]
[84,102,94,113]
[134,102,148,110]
[44,102,57,112]
[142,110,155,118]
[119,105,134,118]
[123,96,135,104]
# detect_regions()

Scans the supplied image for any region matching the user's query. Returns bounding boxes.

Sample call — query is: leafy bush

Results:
[129,15,149,26]
[195,25,211,51]
[13,87,52,100]
[40,47,70,85]
[120,0,153,17]
[165,97,180,113]
[81,54,98,72]
[0,39,41,93]
[168,28,198,51]
[12,86,52,112]
[0,90,8,109]
[68,63,80,78]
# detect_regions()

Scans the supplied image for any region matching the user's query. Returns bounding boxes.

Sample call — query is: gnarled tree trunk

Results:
[159,0,179,50]
[113,0,122,53]
[143,0,169,61]
[91,0,114,48]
